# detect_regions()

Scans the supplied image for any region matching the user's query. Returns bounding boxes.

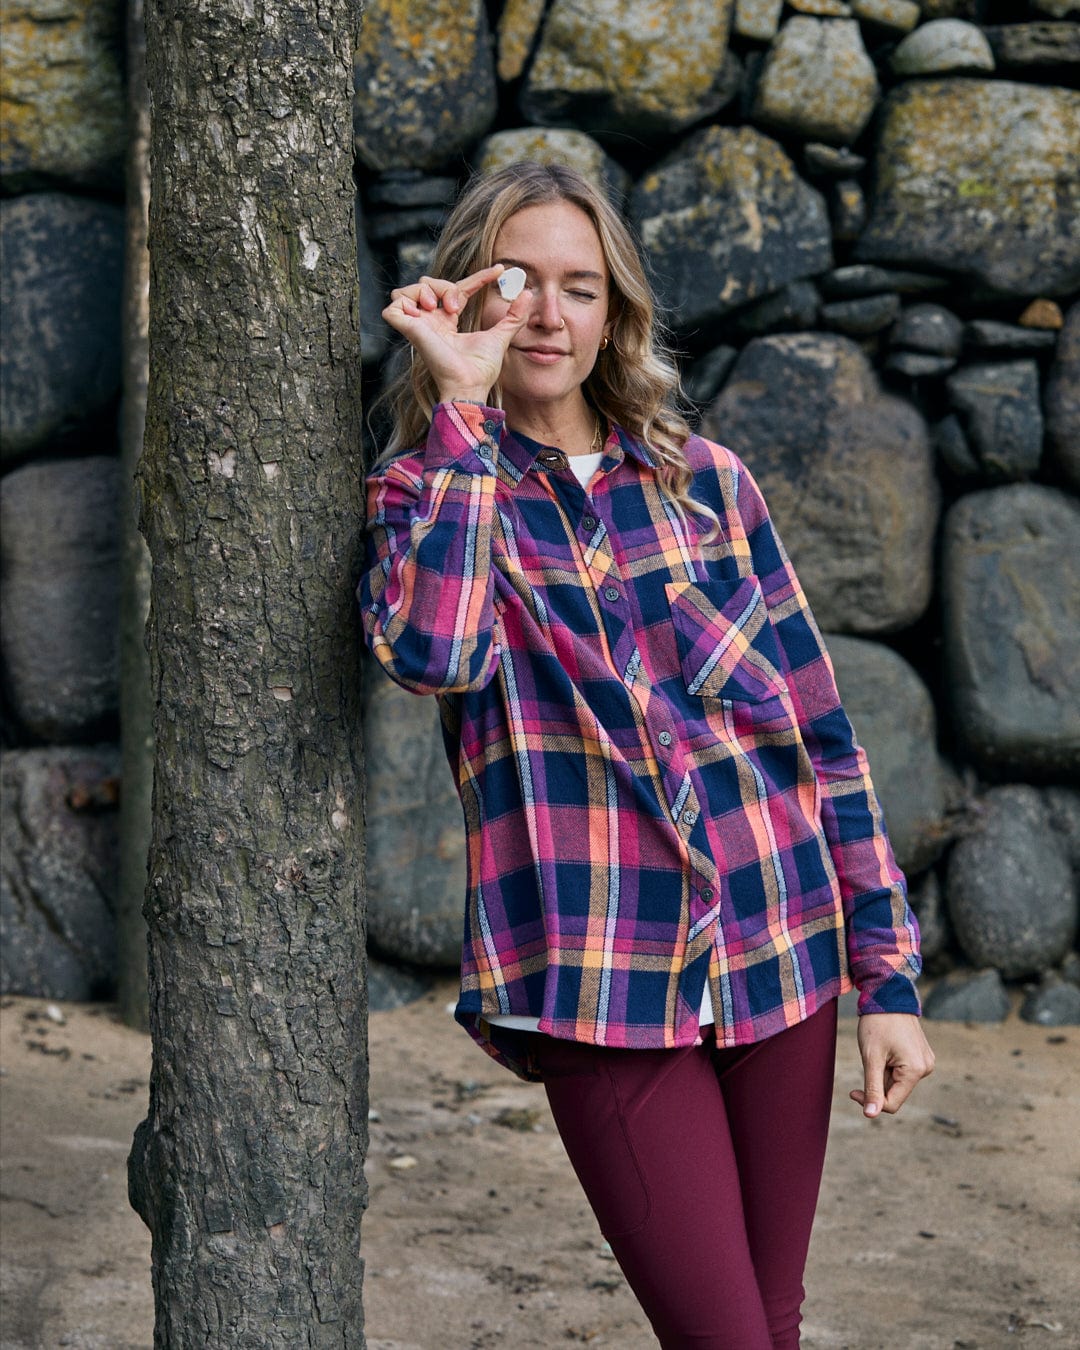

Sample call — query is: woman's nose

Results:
[530,288,564,330]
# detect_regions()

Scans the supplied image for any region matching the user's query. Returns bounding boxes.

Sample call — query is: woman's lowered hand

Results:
[850,1013,935,1119]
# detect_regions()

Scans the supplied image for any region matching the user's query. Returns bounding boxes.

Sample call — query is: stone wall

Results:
[2,0,1078,1020]
[1,0,129,999]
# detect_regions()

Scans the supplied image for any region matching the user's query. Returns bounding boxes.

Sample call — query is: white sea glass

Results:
[497,266,527,301]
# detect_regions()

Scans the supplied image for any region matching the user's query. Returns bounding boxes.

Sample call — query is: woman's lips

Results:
[516,348,567,364]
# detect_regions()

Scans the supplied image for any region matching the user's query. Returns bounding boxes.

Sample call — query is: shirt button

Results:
[682,810,697,825]
[582,516,597,532]
[482,419,498,436]
[658,730,672,746]
[702,888,714,901]
[604,586,620,602]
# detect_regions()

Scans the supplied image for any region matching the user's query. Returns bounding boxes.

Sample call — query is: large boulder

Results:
[854,80,1080,299]
[1043,788,1080,874]
[631,126,832,331]
[907,871,949,966]
[0,746,120,999]
[475,128,630,204]
[734,0,784,41]
[825,636,950,875]
[751,17,879,146]
[1044,301,1080,492]
[0,193,124,463]
[0,456,121,743]
[942,485,1080,778]
[521,0,739,137]
[363,653,466,967]
[946,786,1076,980]
[984,22,1080,74]
[0,0,126,193]
[700,333,939,634]
[850,0,920,31]
[353,0,497,172]
[496,0,547,81]
[889,18,995,76]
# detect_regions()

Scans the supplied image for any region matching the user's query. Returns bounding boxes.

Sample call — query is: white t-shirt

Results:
[486,449,714,1032]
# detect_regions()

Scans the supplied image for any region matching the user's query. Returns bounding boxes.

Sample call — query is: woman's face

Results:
[479,199,612,419]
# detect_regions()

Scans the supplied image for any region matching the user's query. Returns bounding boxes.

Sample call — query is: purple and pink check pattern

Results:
[359,401,921,1079]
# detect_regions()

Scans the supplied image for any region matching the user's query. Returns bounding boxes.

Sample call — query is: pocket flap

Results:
[665,577,787,703]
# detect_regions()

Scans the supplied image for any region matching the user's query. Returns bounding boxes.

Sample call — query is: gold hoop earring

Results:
[599,335,610,350]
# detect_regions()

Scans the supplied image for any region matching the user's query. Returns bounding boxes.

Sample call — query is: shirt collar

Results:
[498,421,654,483]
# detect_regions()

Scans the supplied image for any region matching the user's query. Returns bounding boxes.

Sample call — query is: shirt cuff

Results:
[419,401,506,474]
[857,969,923,1017]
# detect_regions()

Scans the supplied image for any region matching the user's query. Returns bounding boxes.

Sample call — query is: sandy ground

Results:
[1,984,1078,1350]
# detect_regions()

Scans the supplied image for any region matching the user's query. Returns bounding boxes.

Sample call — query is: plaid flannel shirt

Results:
[359,400,921,1080]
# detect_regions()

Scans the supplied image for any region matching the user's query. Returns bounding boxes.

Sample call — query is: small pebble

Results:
[1019,298,1063,329]
[498,267,527,301]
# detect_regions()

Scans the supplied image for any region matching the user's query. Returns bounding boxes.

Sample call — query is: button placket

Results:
[536,449,568,471]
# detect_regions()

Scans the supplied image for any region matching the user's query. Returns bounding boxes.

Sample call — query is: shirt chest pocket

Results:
[665,577,788,704]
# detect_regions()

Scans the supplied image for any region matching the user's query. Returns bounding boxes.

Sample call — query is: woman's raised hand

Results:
[383,264,530,406]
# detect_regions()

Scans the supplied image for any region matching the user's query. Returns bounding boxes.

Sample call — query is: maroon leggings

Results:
[532,1000,838,1350]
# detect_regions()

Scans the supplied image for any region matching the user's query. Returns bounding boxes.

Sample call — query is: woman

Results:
[359,162,934,1349]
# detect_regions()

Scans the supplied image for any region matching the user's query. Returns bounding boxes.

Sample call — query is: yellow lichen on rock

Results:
[857,79,1080,296]
[497,0,546,82]
[874,80,1079,211]
[0,0,126,190]
[353,0,497,171]
[752,17,879,146]
[524,0,737,134]
[475,127,629,200]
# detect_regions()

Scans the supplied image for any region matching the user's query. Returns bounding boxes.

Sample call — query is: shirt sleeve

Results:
[357,401,506,697]
[733,452,923,1017]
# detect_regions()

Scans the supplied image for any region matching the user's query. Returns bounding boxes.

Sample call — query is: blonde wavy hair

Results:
[376,161,719,543]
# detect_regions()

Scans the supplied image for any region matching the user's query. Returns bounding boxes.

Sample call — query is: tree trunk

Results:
[117,0,152,1033]
[128,0,368,1343]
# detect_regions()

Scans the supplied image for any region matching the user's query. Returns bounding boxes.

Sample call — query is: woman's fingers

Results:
[851,1013,935,1119]
[387,264,505,318]
[383,263,532,350]
[452,263,507,301]
[380,262,531,396]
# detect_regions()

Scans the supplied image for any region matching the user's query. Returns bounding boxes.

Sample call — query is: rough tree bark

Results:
[127,0,368,1344]
[117,0,152,1033]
